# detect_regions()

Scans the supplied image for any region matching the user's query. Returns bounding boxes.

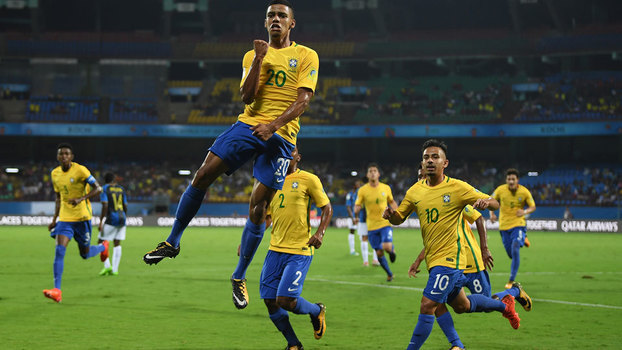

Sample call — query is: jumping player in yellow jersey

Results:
[43,143,109,303]
[409,167,532,349]
[383,139,521,350]
[354,163,398,281]
[490,168,536,289]
[259,147,332,350]
[143,0,319,310]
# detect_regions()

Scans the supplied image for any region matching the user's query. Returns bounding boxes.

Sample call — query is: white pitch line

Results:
[307,278,622,310]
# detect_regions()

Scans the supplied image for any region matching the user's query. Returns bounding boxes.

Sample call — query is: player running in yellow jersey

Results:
[260,147,332,350]
[490,168,537,289]
[43,143,109,303]
[409,166,532,350]
[354,163,398,281]
[383,139,521,350]
[143,0,319,310]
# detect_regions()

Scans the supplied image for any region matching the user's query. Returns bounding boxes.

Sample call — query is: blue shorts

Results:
[50,221,93,248]
[500,226,527,258]
[208,121,295,190]
[464,270,491,297]
[424,266,467,303]
[260,250,313,299]
[368,226,393,250]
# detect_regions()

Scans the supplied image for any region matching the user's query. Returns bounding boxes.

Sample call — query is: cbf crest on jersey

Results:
[291,181,299,190]
[70,178,75,183]
[288,58,298,72]
[442,193,451,203]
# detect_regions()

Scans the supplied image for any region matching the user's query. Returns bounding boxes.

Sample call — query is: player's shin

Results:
[232,220,266,279]
[408,314,435,350]
[53,245,66,289]
[466,294,505,313]
[167,185,206,247]
[269,307,300,346]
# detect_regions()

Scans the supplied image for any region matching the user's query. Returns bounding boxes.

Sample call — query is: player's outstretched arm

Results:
[473,197,499,211]
[408,248,426,278]
[489,210,497,223]
[475,216,494,270]
[307,202,333,249]
[240,40,268,105]
[251,87,313,141]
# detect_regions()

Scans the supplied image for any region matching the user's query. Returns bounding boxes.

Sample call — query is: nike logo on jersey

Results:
[288,287,298,292]
[430,291,442,295]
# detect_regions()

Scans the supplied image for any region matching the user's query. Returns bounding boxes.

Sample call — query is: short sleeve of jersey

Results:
[385,184,394,204]
[308,174,330,208]
[51,169,59,193]
[239,50,255,88]
[462,204,482,224]
[396,185,417,220]
[77,164,92,184]
[100,185,109,202]
[354,188,364,206]
[457,180,491,207]
[297,49,319,92]
[492,186,501,201]
[525,187,536,207]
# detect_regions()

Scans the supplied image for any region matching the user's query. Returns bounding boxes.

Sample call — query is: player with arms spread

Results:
[143,0,319,310]
[490,168,536,289]
[383,139,522,349]
[98,172,128,276]
[260,147,332,350]
[354,163,397,281]
[43,143,109,303]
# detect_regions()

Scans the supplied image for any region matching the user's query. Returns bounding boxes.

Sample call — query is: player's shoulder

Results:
[298,169,320,182]
[494,183,508,193]
[293,42,318,55]
[449,176,473,189]
[51,165,62,175]
[518,184,531,193]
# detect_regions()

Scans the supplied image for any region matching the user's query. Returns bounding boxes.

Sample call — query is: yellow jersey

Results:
[492,184,536,230]
[238,42,319,145]
[51,162,94,222]
[461,205,485,274]
[355,182,394,231]
[396,176,491,270]
[267,169,330,256]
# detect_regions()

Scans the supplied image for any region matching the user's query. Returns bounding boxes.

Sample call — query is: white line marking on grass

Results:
[307,278,622,310]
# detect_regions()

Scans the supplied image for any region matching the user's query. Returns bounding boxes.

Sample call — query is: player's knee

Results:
[276,296,296,311]
[420,299,437,314]
[452,303,469,314]
[264,298,279,313]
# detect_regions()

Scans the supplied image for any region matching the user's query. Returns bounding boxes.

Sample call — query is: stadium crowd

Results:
[2,161,619,208]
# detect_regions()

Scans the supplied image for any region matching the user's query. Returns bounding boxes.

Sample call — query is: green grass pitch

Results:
[1,226,621,349]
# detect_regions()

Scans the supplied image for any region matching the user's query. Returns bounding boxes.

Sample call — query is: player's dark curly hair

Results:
[367,162,381,173]
[269,0,294,13]
[104,172,115,184]
[421,139,448,157]
[57,142,73,151]
[506,168,520,178]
